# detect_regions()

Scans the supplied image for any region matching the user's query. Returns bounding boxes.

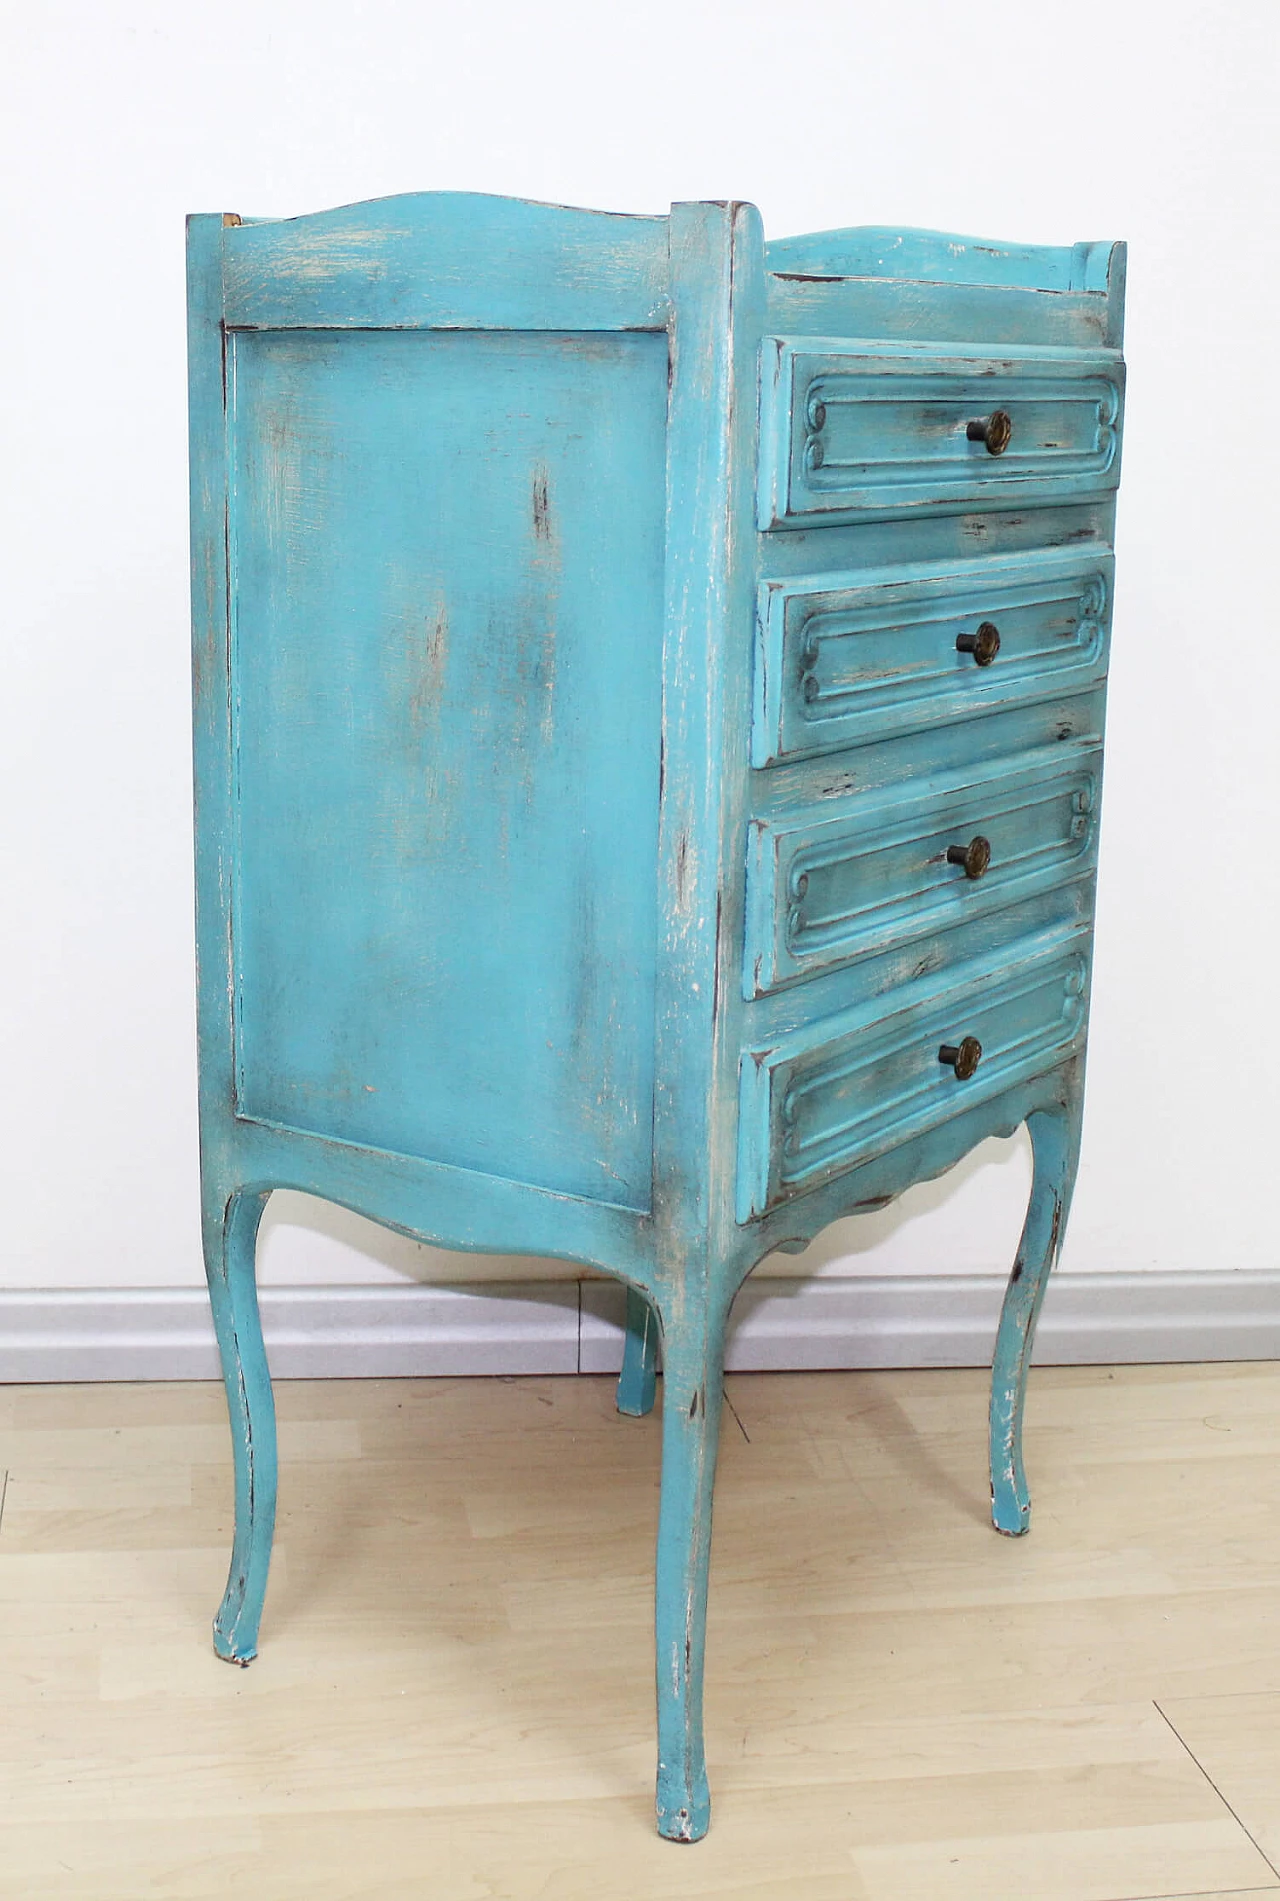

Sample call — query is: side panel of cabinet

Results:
[227,327,667,1210]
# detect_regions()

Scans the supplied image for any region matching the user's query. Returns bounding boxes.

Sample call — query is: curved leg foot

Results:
[652,1295,726,1842]
[203,1186,275,1662]
[617,1285,658,1417]
[989,1102,1082,1536]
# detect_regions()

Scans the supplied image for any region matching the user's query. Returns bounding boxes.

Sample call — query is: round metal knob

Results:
[967,409,1012,455]
[946,835,991,880]
[956,621,1001,666]
[938,1036,982,1080]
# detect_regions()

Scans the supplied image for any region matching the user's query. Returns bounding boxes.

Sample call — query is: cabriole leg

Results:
[989,1103,1082,1536]
[653,1296,727,1842]
[203,1186,275,1662]
[617,1284,659,1417]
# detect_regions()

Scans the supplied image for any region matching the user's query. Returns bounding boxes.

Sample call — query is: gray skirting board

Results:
[1,1272,1278,1382]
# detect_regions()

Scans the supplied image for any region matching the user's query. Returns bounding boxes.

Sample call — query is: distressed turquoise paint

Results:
[617,1286,658,1418]
[188,197,1125,1841]
[764,225,1116,292]
[203,1187,273,1661]
[990,1099,1082,1534]
[229,326,666,1207]
[759,340,1122,529]
[753,544,1113,767]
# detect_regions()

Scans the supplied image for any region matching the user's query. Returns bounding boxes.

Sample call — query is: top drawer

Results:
[759,338,1124,529]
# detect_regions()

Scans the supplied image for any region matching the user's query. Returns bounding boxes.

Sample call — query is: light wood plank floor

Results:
[4,1364,1280,1899]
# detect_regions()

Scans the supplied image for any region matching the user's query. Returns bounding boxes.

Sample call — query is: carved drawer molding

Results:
[744,748,1101,997]
[737,933,1091,1219]
[759,338,1124,529]
[753,545,1113,766]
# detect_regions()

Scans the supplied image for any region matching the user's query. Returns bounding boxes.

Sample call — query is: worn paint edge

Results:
[3,1274,1280,1382]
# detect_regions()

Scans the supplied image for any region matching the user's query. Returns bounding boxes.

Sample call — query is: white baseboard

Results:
[2,1272,1279,1382]
[0,1284,581,1383]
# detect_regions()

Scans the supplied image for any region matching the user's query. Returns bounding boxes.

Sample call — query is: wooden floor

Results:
[4,1365,1280,1899]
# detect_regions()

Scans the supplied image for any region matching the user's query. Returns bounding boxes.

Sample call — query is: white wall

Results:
[2,0,1276,1295]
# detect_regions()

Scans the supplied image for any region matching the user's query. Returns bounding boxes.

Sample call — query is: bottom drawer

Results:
[736,935,1088,1220]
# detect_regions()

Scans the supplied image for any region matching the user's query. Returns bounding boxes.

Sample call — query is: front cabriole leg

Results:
[617,1284,659,1417]
[989,1099,1083,1535]
[652,1293,727,1841]
[202,1185,276,1662]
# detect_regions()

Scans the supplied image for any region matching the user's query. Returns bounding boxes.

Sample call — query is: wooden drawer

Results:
[744,749,1100,997]
[753,545,1111,767]
[759,338,1123,530]
[736,935,1089,1220]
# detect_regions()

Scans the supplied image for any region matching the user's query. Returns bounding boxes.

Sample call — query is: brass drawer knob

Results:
[967,409,1012,455]
[938,1036,982,1080]
[946,835,991,880]
[956,620,1001,666]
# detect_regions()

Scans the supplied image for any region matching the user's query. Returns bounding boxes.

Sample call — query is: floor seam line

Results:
[1101,1887,1280,1901]
[1153,1696,1280,1883]
[723,1386,750,1444]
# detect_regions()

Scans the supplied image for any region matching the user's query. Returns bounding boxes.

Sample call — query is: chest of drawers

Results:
[187,196,1124,1840]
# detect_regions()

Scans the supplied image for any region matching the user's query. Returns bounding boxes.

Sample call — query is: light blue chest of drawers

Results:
[187,196,1125,1840]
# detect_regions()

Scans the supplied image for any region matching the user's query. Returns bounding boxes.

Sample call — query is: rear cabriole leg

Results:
[618,1284,659,1417]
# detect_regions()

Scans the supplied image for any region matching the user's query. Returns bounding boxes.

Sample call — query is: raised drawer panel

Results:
[744,751,1100,997]
[754,546,1111,766]
[759,338,1123,529]
[737,936,1088,1220]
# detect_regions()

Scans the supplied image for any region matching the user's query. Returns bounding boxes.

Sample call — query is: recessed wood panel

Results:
[228,327,667,1209]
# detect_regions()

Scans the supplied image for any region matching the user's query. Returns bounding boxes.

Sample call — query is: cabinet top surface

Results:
[206,191,1122,291]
